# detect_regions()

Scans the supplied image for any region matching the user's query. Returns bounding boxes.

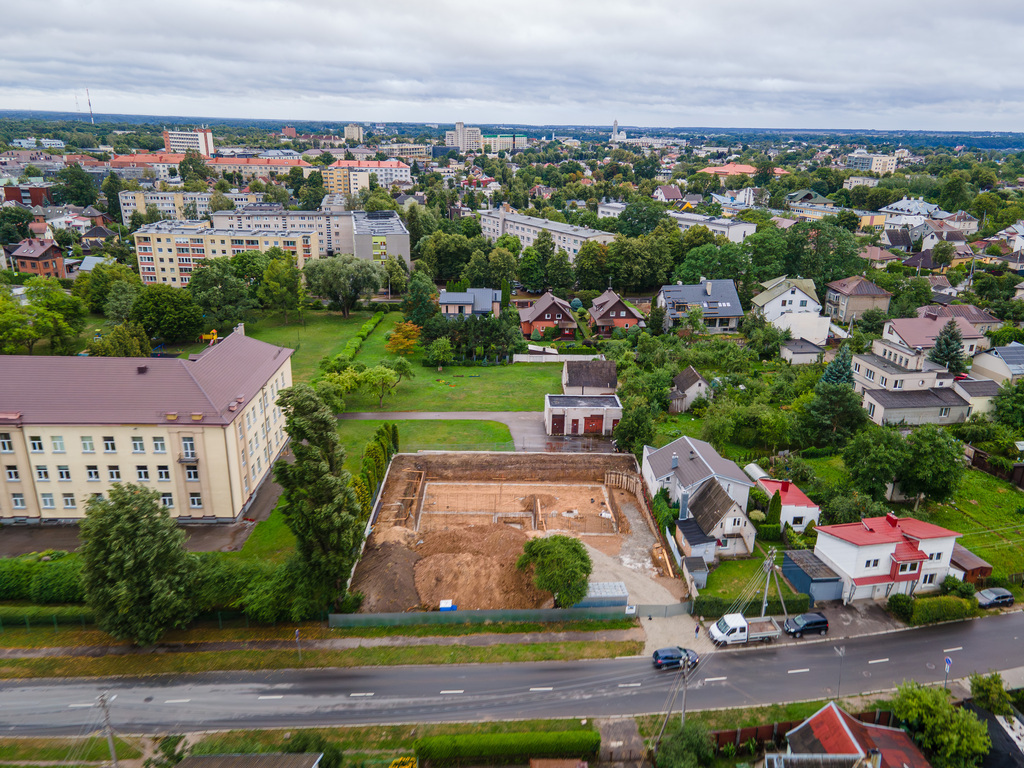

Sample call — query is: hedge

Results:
[887,593,913,622]
[693,593,809,619]
[0,552,85,604]
[414,731,600,767]
[910,595,975,625]
[758,524,781,541]
[331,312,385,364]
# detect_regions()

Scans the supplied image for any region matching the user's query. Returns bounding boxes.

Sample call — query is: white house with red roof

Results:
[757,479,820,532]
[813,513,960,603]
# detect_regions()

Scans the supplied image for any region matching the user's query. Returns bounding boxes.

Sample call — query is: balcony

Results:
[177,452,200,464]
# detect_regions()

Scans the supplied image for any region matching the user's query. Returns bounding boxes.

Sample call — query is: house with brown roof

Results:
[824,276,891,323]
[562,360,617,396]
[10,238,65,279]
[668,366,711,413]
[0,326,293,524]
[915,304,999,335]
[587,289,645,336]
[882,315,989,356]
[519,292,577,339]
[652,185,683,203]
[858,245,903,269]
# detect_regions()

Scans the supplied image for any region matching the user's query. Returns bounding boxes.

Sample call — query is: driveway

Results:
[338,411,546,451]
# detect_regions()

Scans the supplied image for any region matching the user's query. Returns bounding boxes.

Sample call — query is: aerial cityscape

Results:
[2,3,1024,768]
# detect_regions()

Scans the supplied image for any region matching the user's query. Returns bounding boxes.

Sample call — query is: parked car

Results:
[784,612,829,638]
[976,588,1015,609]
[652,647,699,670]
[709,614,781,646]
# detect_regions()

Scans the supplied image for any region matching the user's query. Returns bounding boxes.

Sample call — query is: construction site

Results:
[350,452,684,613]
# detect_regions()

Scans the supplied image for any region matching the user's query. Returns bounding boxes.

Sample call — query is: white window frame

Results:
[132,437,145,453]
[86,466,100,481]
[81,436,95,453]
[189,492,203,509]
[153,437,166,454]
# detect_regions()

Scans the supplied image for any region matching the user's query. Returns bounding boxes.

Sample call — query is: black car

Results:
[783,612,829,638]
[652,647,699,670]
[976,588,1015,609]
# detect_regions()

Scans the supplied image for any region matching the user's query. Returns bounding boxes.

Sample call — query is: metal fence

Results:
[330,605,647,628]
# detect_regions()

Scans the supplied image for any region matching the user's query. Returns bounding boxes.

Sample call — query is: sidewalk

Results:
[0,627,646,660]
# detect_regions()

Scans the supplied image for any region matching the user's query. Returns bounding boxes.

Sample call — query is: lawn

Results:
[703,550,792,601]
[0,736,139,762]
[246,310,378,382]
[338,420,513,473]
[656,413,750,461]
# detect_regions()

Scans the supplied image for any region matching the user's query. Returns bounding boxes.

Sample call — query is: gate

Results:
[551,414,565,435]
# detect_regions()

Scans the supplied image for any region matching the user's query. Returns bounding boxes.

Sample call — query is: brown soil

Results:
[350,541,421,613]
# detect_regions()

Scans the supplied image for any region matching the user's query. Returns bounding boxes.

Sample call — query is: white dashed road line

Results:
[788,668,809,674]
[944,646,963,653]
[868,658,889,664]
[164,699,191,704]
[258,695,283,700]
[439,690,464,695]
[349,693,375,697]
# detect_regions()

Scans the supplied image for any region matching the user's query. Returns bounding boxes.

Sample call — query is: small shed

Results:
[783,550,843,606]
[781,338,825,365]
[949,543,993,585]
[574,581,628,608]
[744,462,770,482]
[544,394,622,436]
[683,556,709,590]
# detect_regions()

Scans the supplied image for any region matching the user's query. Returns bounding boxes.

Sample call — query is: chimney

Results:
[868,750,881,768]
[886,511,899,528]
[689,449,696,460]
[136,365,148,374]
[706,281,712,295]
[781,480,789,492]
[671,452,678,468]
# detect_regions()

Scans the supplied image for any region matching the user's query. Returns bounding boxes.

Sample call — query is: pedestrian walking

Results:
[694,623,700,640]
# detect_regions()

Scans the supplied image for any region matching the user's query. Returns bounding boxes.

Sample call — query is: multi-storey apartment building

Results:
[596,202,756,243]
[844,151,897,174]
[445,122,483,153]
[209,204,410,266]
[119,190,267,220]
[0,326,292,523]
[344,124,364,143]
[480,134,527,152]
[479,207,614,259]
[162,128,215,156]
[133,220,319,285]
[321,160,412,195]
[380,143,432,161]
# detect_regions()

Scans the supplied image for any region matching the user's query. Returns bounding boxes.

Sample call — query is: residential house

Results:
[543,394,621,436]
[813,512,961,602]
[858,245,903,269]
[0,326,293,523]
[777,313,834,346]
[781,338,825,364]
[879,197,944,229]
[672,478,755,562]
[519,292,577,338]
[562,360,617,396]
[80,225,117,254]
[668,366,711,413]
[655,279,744,333]
[750,276,820,322]
[882,315,989,356]
[641,435,753,510]
[9,239,65,279]
[587,288,645,336]
[914,220,968,250]
[969,342,1024,385]
[786,189,834,207]
[914,304,999,335]
[936,209,979,235]
[769,701,932,768]
[953,378,1000,417]
[880,228,913,252]
[652,185,683,204]
[927,275,958,297]
[437,288,502,318]
[824,276,892,323]
[757,479,820,532]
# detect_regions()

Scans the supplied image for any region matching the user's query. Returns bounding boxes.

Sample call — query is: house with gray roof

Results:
[562,360,617,396]
[969,342,1024,386]
[437,288,502,318]
[861,386,971,426]
[671,477,754,562]
[641,435,752,510]
[654,279,743,333]
[668,366,711,413]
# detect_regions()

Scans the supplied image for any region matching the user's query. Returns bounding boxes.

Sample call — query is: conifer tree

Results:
[928,318,967,374]
[819,344,854,386]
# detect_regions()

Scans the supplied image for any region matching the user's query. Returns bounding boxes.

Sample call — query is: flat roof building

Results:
[163,128,215,157]
[479,207,614,259]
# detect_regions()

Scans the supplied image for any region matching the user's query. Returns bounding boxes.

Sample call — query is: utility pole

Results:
[97,692,119,768]
[834,646,846,700]
[679,664,690,729]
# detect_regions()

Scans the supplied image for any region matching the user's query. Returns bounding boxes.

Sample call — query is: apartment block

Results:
[481,134,527,152]
[134,220,319,285]
[381,143,431,161]
[162,128,215,157]
[210,203,410,266]
[344,124,364,143]
[0,326,292,523]
[445,122,483,153]
[597,202,756,243]
[844,152,897,174]
[119,190,267,220]
[322,160,412,195]
[479,207,615,259]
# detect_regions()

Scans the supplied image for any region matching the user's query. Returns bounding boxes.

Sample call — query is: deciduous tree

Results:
[88,321,152,357]
[385,321,421,355]
[258,254,303,322]
[188,257,255,330]
[892,680,990,768]
[303,255,384,318]
[897,424,965,504]
[516,535,593,608]
[130,284,204,342]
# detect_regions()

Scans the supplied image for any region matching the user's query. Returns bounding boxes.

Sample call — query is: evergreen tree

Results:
[401,271,439,326]
[820,344,855,385]
[928,318,967,374]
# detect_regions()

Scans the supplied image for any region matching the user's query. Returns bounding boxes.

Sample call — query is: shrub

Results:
[414,731,600,766]
[747,487,770,513]
[758,524,781,541]
[910,595,974,625]
[748,510,766,524]
[692,593,808,619]
[29,556,84,604]
[0,557,37,601]
[940,575,976,600]
[652,495,675,532]
[887,593,913,622]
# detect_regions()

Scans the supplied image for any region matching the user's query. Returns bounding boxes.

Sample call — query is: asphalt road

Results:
[3,612,1022,735]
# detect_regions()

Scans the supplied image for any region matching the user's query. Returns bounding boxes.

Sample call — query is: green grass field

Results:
[703,549,792,600]
[656,413,751,460]
[246,310,378,382]
[338,420,514,473]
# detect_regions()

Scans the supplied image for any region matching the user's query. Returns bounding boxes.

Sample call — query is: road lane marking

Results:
[164,699,191,704]
[529,687,553,692]
[440,690,464,695]
[944,646,963,653]
[68,703,94,708]
[705,676,728,682]
[349,692,374,697]
[868,658,889,664]
[258,695,283,700]
[618,683,642,688]
[788,668,810,674]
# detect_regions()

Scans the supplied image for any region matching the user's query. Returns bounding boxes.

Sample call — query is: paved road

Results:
[4,612,1022,736]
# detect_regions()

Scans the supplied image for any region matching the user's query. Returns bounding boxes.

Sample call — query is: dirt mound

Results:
[350,541,421,613]
[415,551,551,610]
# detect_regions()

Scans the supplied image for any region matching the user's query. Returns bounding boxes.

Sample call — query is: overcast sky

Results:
[3,0,1023,131]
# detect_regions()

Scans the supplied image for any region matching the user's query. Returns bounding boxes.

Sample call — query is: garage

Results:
[783,550,843,606]
[551,414,565,435]
[543,394,622,437]
[584,415,604,434]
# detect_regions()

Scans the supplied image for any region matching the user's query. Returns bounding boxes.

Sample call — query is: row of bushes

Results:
[333,312,385,364]
[414,731,600,767]
[351,423,399,518]
[693,593,810,619]
[419,358,512,368]
[0,551,84,604]
[888,593,976,625]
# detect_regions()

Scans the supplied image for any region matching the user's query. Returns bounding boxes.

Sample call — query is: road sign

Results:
[945,656,952,673]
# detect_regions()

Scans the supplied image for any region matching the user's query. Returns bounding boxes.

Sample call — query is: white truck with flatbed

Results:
[708,613,782,646]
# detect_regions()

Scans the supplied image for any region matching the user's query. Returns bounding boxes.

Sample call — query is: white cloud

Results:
[2,0,1024,129]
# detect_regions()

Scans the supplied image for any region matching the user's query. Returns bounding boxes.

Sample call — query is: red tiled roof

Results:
[758,480,818,508]
[786,702,931,768]
[817,514,960,546]
[111,153,186,164]
[12,238,59,258]
[892,541,928,561]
